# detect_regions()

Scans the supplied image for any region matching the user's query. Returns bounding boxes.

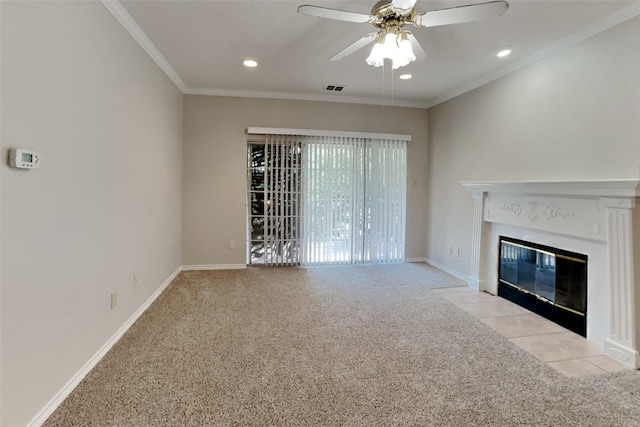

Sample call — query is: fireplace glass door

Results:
[498,237,587,336]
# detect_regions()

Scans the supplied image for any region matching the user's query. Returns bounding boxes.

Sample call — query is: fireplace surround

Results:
[462,180,640,369]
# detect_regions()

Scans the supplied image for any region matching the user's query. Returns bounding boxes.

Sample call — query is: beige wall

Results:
[1,2,183,425]
[182,96,428,265]
[426,16,640,277]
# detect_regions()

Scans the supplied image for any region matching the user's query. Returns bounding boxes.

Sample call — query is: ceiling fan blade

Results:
[406,32,427,62]
[391,0,418,14]
[330,33,378,61]
[297,5,379,24]
[413,0,509,28]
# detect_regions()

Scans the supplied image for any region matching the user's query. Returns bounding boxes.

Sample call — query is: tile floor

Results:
[434,286,628,377]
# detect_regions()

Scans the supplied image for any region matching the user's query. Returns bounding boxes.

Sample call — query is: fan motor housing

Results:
[371,0,414,29]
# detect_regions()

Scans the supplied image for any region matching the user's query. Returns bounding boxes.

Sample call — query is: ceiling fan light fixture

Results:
[383,33,398,56]
[394,33,416,69]
[365,30,416,70]
[366,39,386,67]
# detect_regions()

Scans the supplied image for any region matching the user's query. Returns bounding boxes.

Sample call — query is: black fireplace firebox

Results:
[498,237,587,337]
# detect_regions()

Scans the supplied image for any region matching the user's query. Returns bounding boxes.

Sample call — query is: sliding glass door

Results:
[247,134,406,266]
[301,136,406,265]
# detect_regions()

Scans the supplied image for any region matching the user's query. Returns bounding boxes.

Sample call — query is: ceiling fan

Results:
[298,0,509,69]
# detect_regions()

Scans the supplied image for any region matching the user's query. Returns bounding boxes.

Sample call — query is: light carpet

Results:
[44,263,640,426]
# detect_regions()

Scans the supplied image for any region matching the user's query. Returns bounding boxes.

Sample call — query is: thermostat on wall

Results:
[9,148,40,169]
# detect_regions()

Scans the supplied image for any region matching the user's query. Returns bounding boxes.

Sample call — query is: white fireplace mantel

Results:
[461,179,640,198]
[462,180,640,369]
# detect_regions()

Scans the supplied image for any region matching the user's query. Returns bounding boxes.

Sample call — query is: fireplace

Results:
[498,236,587,336]
[462,180,640,369]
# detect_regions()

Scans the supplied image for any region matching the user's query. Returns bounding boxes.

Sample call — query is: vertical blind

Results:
[301,136,364,264]
[248,135,302,266]
[301,136,406,265]
[265,135,302,265]
[248,131,407,266]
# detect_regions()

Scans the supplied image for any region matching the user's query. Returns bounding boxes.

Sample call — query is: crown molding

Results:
[101,0,188,92]
[185,87,429,109]
[425,1,640,109]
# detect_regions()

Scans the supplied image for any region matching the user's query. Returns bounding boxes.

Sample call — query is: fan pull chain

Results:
[382,61,385,109]
[391,66,394,105]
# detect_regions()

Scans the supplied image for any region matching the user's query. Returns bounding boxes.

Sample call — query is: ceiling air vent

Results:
[326,85,345,92]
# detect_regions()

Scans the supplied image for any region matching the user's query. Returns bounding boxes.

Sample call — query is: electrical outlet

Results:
[133,275,139,288]
[449,246,453,255]
[110,292,118,310]
[454,247,460,257]
[229,240,235,249]
[437,242,442,251]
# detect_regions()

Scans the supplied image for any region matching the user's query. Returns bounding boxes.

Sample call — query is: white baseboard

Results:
[425,258,471,285]
[405,257,428,263]
[181,264,247,271]
[466,277,487,291]
[604,339,640,370]
[28,266,182,427]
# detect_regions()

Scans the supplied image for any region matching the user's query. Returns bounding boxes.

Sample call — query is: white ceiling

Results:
[112,0,640,108]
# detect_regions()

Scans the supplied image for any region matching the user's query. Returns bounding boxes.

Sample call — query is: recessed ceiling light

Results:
[497,49,512,58]
[399,74,412,80]
[243,59,258,68]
